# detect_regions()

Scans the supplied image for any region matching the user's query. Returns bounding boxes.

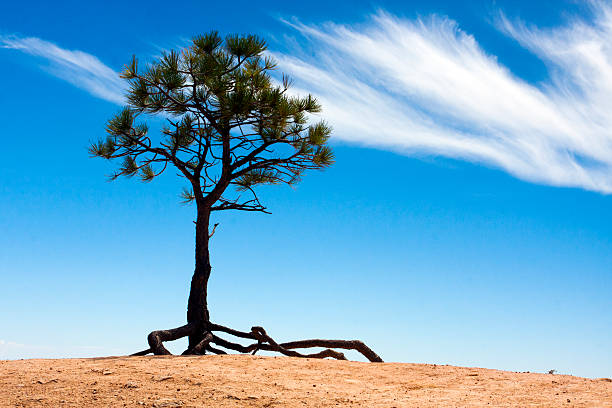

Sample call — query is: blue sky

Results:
[0,0,611,378]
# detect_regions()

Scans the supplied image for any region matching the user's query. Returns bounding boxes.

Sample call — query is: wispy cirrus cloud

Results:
[274,4,612,193]
[3,3,612,193]
[0,35,125,104]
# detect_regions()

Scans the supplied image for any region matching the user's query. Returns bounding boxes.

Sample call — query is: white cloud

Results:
[274,5,612,193]
[4,5,612,193]
[0,35,125,104]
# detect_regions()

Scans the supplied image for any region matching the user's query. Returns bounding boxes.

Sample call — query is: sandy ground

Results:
[1,355,611,407]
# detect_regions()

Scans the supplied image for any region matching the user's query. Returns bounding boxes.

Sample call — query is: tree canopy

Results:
[90,31,333,213]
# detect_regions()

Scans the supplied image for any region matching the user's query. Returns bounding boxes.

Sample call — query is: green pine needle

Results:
[140,164,155,182]
[180,187,196,204]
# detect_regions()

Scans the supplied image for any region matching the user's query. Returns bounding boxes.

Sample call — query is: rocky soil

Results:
[1,355,611,407]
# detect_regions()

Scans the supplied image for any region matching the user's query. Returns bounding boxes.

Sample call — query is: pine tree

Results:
[90,31,381,361]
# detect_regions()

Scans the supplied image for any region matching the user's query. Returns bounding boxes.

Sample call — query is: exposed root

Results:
[182,332,213,355]
[205,344,227,355]
[131,322,382,362]
[140,323,196,356]
[130,348,152,357]
[279,339,383,363]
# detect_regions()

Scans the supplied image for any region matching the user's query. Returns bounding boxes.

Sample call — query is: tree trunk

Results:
[132,199,384,362]
[186,204,211,350]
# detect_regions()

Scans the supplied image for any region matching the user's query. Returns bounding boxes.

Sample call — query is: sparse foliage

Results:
[90,31,333,213]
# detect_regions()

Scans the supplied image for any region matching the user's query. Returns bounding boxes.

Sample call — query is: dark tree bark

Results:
[186,204,211,350]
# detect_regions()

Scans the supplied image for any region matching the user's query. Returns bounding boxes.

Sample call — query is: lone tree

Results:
[90,31,382,362]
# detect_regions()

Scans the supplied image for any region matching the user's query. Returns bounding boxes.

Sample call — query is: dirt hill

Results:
[1,355,610,407]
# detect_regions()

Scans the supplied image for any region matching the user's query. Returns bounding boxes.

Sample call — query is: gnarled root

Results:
[182,331,213,355]
[131,323,196,356]
[131,322,383,362]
